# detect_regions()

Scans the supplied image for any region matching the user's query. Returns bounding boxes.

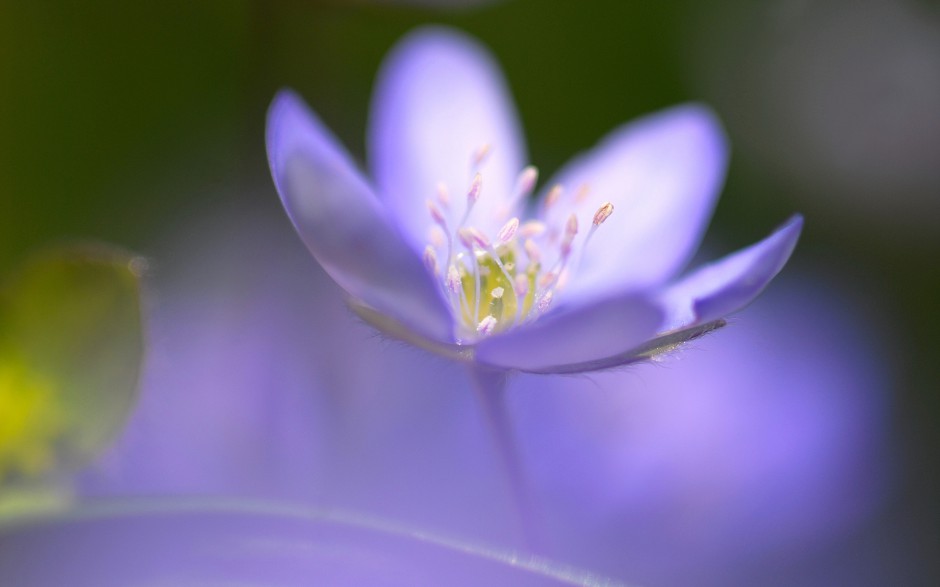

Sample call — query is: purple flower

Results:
[266,27,802,373]
[29,208,896,585]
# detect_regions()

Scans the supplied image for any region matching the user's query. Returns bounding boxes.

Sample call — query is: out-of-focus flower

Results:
[76,210,329,501]
[71,206,896,585]
[510,276,896,586]
[78,204,515,543]
[267,27,802,374]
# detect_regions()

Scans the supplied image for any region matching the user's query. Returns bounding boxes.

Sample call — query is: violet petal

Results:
[267,90,454,343]
[658,215,804,330]
[369,27,527,250]
[475,294,662,372]
[539,105,728,306]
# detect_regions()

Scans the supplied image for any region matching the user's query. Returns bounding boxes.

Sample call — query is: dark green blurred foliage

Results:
[0,1,249,271]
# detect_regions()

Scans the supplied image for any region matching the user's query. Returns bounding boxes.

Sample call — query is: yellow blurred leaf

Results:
[0,244,145,489]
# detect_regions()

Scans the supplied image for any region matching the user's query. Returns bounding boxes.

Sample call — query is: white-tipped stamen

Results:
[436,182,451,207]
[472,144,492,169]
[536,215,578,298]
[556,267,570,291]
[592,201,614,226]
[513,166,538,200]
[536,290,553,314]
[469,227,492,250]
[458,173,484,229]
[523,238,541,263]
[427,199,447,227]
[423,245,439,275]
[477,315,498,335]
[420,149,613,341]
[544,185,563,209]
[560,213,579,258]
[457,228,475,250]
[575,184,591,203]
[450,257,473,318]
[446,264,462,294]
[519,220,546,238]
[497,167,539,221]
[467,173,483,205]
[497,217,520,244]
[566,213,579,234]
[581,201,615,266]
[478,239,520,310]
[429,225,446,248]
[456,230,485,328]
[538,271,557,290]
[470,252,482,326]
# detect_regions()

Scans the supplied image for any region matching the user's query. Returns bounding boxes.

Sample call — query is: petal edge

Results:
[475,294,662,372]
[658,215,804,330]
[267,90,454,343]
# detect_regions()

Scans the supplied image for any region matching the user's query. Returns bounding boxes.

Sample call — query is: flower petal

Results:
[267,90,454,343]
[369,27,527,252]
[658,215,804,330]
[539,105,728,305]
[475,294,662,373]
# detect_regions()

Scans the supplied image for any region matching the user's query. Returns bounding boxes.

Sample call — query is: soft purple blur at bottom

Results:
[0,501,610,587]
[511,275,896,586]
[76,202,898,586]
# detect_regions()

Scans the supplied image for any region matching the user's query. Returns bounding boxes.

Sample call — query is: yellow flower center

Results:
[422,148,614,343]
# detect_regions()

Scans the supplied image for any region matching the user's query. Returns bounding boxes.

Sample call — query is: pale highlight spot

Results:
[423,246,439,275]
[561,214,579,257]
[537,290,553,313]
[427,199,447,226]
[457,228,475,250]
[524,239,541,263]
[575,184,591,203]
[545,185,563,208]
[446,265,462,294]
[477,315,498,335]
[436,182,451,207]
[467,227,491,249]
[538,271,557,289]
[565,214,579,237]
[491,286,505,299]
[519,220,546,238]
[515,166,539,198]
[556,267,570,291]
[429,225,446,248]
[472,144,492,168]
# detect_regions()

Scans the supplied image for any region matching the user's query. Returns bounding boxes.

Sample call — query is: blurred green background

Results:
[1,0,938,580]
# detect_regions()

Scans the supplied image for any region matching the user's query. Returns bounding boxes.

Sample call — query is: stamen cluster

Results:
[421,148,614,343]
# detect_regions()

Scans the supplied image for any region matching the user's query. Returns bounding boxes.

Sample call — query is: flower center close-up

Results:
[421,146,614,344]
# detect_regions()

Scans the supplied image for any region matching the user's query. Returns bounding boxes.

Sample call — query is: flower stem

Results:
[467,366,541,552]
